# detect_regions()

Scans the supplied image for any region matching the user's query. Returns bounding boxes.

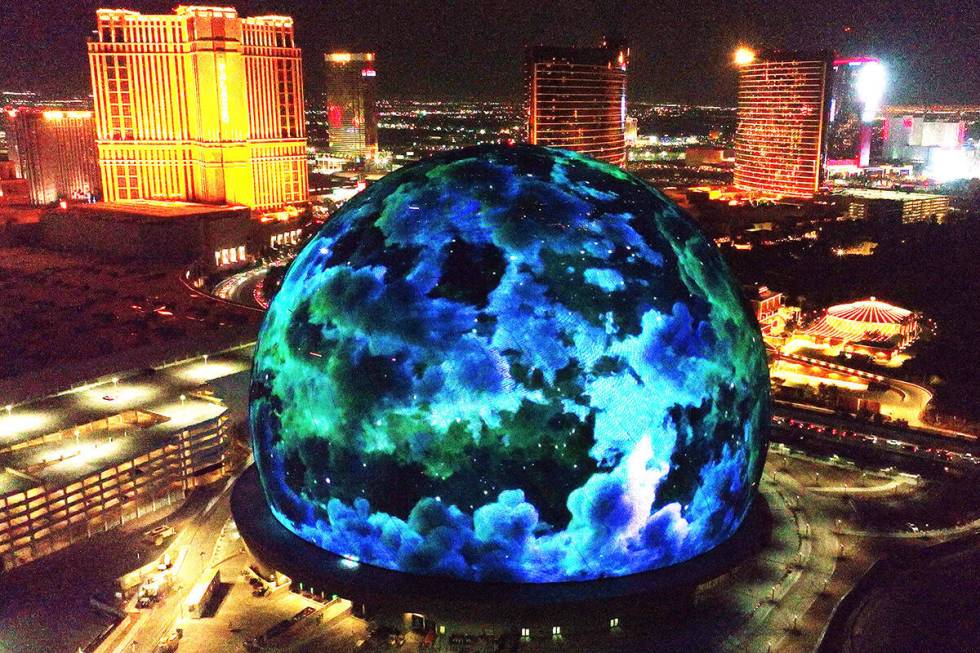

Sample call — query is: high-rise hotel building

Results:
[7,108,101,205]
[734,50,834,199]
[524,38,629,166]
[87,6,308,211]
[827,57,886,168]
[325,52,378,161]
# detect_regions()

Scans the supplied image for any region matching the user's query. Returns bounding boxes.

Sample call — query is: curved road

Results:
[212,267,270,311]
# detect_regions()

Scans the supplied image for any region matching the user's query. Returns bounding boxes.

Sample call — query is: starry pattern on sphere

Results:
[249,144,770,583]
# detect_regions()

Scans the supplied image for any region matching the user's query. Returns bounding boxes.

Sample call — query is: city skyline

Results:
[1,1,978,105]
[0,4,978,653]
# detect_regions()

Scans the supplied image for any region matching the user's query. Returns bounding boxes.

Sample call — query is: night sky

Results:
[1,0,977,105]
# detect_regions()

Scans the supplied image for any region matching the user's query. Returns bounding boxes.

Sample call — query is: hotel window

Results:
[238,245,246,260]
[609,617,620,630]
[519,628,530,642]
[551,626,562,641]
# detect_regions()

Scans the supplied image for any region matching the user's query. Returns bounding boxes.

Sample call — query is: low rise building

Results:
[748,286,799,338]
[836,188,950,224]
[0,351,251,573]
[684,146,734,168]
[40,201,308,271]
[801,297,920,361]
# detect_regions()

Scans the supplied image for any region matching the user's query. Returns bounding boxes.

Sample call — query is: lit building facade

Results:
[624,115,638,147]
[6,108,100,205]
[0,395,228,572]
[325,53,378,161]
[837,188,950,224]
[734,50,834,199]
[882,115,980,181]
[749,286,798,337]
[0,113,10,165]
[827,57,886,167]
[801,297,920,361]
[87,6,308,211]
[524,39,629,166]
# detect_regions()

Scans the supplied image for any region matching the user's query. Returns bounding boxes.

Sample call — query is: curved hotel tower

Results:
[734,50,834,199]
[87,6,308,211]
[524,39,629,166]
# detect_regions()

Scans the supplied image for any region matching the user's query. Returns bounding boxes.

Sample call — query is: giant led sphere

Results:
[250,145,769,583]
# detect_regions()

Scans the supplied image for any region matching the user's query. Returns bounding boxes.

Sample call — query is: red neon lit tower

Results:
[325,52,378,161]
[734,50,834,199]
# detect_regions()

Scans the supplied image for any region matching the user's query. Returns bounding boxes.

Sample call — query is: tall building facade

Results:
[0,113,11,167]
[524,38,629,166]
[734,50,834,199]
[87,6,308,211]
[827,57,886,167]
[7,108,100,205]
[324,52,378,161]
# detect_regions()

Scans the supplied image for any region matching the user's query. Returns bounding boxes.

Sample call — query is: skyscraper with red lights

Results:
[325,52,378,161]
[524,38,629,166]
[734,50,834,199]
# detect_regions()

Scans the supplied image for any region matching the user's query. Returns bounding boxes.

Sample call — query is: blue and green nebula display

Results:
[250,145,769,583]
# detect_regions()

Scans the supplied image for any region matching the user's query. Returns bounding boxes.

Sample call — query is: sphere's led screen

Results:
[250,145,769,583]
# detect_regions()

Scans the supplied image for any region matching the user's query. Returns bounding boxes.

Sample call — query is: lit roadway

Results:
[772,404,979,474]
[10,342,971,652]
[211,265,269,311]
[771,349,975,443]
[99,475,240,653]
[877,377,933,427]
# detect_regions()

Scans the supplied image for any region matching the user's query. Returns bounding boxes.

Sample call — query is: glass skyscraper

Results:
[827,57,886,167]
[524,38,629,166]
[734,50,834,199]
[324,52,378,161]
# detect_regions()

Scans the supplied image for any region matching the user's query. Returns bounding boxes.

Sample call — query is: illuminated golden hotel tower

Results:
[734,50,834,199]
[525,38,629,166]
[88,6,308,211]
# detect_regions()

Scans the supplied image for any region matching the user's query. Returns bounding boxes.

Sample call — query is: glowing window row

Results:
[270,229,302,248]
[215,245,247,268]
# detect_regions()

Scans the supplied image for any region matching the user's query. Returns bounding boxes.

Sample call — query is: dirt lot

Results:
[0,247,262,400]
